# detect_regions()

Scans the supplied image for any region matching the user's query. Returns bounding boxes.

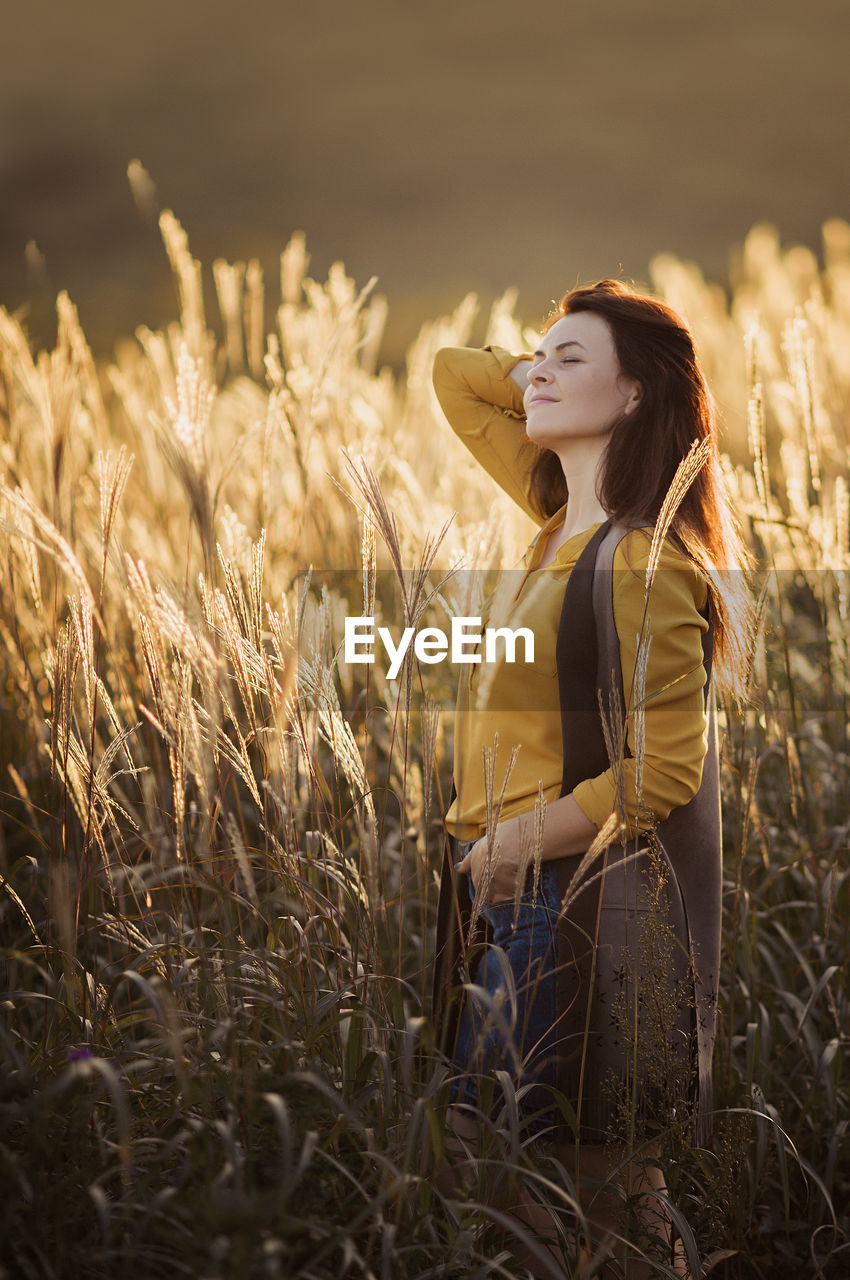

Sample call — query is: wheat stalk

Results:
[467,735,520,942]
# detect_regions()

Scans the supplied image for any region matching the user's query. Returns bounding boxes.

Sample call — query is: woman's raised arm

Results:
[432,345,546,524]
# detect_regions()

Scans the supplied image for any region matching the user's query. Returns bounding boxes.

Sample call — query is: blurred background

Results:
[2,0,848,365]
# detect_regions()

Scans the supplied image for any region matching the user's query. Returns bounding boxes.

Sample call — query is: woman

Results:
[431,280,752,1276]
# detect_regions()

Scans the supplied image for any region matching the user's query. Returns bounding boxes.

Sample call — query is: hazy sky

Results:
[2,0,848,360]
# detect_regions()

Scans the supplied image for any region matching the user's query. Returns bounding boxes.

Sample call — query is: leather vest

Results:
[432,520,721,1145]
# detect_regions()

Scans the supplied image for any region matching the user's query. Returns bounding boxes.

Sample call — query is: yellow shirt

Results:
[433,344,710,842]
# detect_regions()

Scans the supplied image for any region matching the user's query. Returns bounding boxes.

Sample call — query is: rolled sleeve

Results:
[432,346,544,522]
[571,532,710,837]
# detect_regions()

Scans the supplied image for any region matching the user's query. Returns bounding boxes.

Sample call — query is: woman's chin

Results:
[526,425,563,453]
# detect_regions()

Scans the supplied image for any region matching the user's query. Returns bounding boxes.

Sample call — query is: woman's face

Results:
[523,311,640,449]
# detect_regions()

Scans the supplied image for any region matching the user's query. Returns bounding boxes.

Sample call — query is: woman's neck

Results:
[554,437,610,540]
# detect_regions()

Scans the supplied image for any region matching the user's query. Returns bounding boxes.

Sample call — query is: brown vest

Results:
[432,520,721,1145]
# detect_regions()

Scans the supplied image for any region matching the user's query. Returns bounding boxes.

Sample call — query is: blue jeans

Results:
[449,840,561,1139]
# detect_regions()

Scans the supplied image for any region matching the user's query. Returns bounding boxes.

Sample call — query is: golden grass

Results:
[0,209,847,1278]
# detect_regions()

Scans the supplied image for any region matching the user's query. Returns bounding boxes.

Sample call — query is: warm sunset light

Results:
[1,3,847,1276]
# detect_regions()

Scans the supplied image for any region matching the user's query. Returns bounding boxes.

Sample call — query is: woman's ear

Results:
[624,382,642,414]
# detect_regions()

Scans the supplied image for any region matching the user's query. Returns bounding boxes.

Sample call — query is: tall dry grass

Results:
[0,212,847,1278]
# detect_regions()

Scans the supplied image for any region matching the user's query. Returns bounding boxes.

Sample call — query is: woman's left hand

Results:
[455,821,521,904]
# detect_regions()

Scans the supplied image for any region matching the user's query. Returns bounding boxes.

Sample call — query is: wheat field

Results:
[0,213,847,1278]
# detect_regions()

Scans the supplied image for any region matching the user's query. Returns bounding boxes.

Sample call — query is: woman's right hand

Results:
[455,827,521,905]
[508,358,531,395]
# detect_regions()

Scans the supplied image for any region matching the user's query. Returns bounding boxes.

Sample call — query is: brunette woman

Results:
[432,280,752,1277]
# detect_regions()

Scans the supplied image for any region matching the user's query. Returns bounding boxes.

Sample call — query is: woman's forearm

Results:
[431,347,542,522]
[455,792,600,903]
[509,792,598,861]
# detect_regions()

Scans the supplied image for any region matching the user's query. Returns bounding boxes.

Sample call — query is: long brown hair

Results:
[529,279,754,697]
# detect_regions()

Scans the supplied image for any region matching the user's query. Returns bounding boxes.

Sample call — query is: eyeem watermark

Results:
[344,616,535,680]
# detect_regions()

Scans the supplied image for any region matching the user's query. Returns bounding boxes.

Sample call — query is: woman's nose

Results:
[530,362,553,384]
